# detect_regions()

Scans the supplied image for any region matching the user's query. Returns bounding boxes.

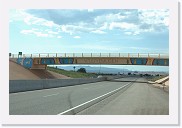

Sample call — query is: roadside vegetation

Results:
[47,67,98,78]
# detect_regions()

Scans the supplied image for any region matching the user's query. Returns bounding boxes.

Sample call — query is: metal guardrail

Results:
[9,53,169,59]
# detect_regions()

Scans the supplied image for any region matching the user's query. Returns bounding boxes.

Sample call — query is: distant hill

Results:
[53,66,130,74]
[49,65,168,75]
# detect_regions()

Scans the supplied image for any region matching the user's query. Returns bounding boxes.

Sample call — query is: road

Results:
[9,77,135,115]
[77,78,169,115]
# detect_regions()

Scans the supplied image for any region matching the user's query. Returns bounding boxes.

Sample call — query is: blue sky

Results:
[9,9,169,72]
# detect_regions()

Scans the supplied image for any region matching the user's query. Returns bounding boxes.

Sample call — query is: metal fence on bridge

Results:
[9,53,169,59]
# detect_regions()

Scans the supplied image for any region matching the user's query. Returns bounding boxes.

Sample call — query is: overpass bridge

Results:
[9,53,169,69]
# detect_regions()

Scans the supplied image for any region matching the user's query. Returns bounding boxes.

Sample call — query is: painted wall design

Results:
[59,58,74,64]
[130,58,147,65]
[75,58,132,65]
[17,58,23,65]
[41,58,55,65]
[39,58,74,65]
[16,57,169,69]
[153,59,169,66]
[23,58,33,68]
[17,58,33,68]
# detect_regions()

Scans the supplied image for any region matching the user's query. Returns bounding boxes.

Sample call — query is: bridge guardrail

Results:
[9,53,169,58]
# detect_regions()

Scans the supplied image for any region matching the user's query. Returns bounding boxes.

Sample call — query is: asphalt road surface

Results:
[77,78,169,115]
[9,77,135,115]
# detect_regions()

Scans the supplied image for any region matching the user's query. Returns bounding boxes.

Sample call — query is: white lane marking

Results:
[43,93,59,98]
[58,80,136,115]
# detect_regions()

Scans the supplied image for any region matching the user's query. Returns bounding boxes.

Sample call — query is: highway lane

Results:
[9,77,137,115]
[77,78,169,115]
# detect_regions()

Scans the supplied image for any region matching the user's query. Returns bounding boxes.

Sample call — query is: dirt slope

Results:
[9,61,70,80]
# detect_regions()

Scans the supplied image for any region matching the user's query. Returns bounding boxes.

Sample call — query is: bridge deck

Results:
[9,53,169,69]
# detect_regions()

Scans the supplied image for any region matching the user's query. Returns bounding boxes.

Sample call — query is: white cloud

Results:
[43,21,56,27]
[91,30,106,34]
[11,9,60,28]
[57,36,62,38]
[12,9,169,37]
[129,47,149,50]
[94,13,126,24]
[73,44,121,51]
[88,9,94,12]
[34,32,48,37]
[124,32,132,35]
[73,36,81,39]
[138,9,169,27]
[61,24,94,35]
[99,22,109,30]
[20,29,34,34]
[95,10,169,35]
[47,30,59,35]
[20,29,51,37]
[109,22,137,30]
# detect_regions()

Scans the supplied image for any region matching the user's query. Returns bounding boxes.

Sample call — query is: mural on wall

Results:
[153,59,169,66]
[130,58,147,65]
[41,58,55,65]
[59,58,74,64]
[16,57,169,69]
[40,58,74,65]
[23,58,33,68]
[17,58,23,65]
[17,58,33,68]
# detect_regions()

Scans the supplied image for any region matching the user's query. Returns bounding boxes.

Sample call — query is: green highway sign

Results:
[19,52,22,55]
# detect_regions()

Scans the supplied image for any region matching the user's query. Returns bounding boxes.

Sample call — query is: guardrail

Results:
[9,53,169,58]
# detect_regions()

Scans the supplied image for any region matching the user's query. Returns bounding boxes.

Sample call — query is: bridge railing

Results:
[9,53,169,58]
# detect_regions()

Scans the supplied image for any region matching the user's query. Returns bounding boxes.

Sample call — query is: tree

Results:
[73,66,76,72]
[77,68,86,73]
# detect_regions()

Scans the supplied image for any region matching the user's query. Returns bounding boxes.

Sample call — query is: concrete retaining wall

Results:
[9,77,106,93]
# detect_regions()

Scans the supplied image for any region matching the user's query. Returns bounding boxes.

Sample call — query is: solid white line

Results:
[43,93,59,98]
[57,80,136,115]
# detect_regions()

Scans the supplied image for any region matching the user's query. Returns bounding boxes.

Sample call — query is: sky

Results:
[9,9,169,72]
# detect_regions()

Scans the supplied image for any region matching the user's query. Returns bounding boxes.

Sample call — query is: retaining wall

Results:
[9,77,106,93]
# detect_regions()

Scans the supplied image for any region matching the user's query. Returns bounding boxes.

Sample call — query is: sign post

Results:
[18,52,22,58]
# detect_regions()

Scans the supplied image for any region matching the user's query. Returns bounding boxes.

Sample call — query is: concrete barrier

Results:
[9,80,43,93]
[9,77,106,93]
[155,76,169,84]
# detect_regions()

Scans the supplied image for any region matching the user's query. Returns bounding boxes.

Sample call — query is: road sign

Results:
[19,52,22,55]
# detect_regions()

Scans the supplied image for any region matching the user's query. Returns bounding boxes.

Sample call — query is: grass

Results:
[146,75,168,82]
[47,67,98,78]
